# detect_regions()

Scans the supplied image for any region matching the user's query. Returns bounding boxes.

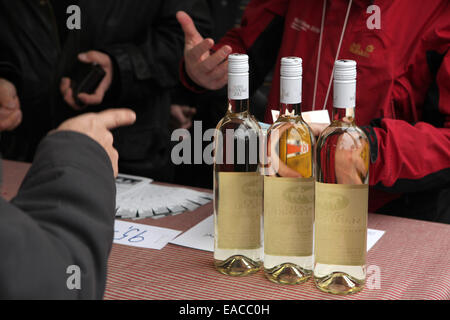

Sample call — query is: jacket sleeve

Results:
[364,46,450,192]
[0,131,116,299]
[180,0,288,95]
[103,0,212,103]
[0,62,21,91]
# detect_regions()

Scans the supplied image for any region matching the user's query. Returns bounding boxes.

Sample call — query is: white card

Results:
[301,110,331,124]
[367,229,385,251]
[114,220,181,250]
[170,215,214,252]
[271,110,280,123]
[270,109,331,125]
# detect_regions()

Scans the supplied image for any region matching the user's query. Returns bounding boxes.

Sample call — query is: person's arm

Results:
[363,48,450,192]
[0,109,135,299]
[179,0,288,94]
[0,132,114,299]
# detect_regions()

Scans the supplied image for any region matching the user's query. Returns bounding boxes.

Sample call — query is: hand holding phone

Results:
[60,51,113,110]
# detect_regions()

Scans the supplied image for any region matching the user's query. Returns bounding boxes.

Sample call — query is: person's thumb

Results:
[97,108,136,130]
[176,11,203,48]
[78,51,102,64]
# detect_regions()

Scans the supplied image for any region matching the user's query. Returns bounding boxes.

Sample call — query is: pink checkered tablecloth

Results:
[3,160,450,300]
[104,203,450,300]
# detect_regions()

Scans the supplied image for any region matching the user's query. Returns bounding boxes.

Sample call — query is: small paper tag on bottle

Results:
[301,110,331,124]
[315,182,368,266]
[264,176,314,256]
[270,110,330,124]
[217,172,262,249]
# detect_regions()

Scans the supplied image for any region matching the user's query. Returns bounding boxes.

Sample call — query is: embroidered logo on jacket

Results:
[349,43,374,58]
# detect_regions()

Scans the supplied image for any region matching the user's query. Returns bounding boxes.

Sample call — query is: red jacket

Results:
[183,0,450,215]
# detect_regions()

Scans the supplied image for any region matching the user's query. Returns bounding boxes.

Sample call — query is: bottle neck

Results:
[279,76,302,117]
[279,103,302,117]
[332,107,356,124]
[333,79,356,123]
[228,98,249,114]
[228,72,249,114]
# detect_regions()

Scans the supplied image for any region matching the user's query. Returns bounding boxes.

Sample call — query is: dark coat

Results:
[0,0,211,181]
[0,131,116,299]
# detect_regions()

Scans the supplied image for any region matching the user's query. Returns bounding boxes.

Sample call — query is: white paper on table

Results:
[115,178,213,219]
[116,173,153,199]
[367,229,385,251]
[170,215,385,253]
[114,220,181,250]
[170,215,215,251]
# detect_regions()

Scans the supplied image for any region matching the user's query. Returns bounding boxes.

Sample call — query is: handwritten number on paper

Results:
[114,226,147,243]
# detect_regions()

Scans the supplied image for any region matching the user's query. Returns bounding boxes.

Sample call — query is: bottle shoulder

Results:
[316,123,370,159]
[319,122,368,142]
[268,116,314,142]
[216,111,261,132]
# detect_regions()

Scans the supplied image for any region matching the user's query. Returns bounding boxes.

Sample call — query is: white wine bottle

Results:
[314,60,370,294]
[264,57,315,284]
[213,54,263,276]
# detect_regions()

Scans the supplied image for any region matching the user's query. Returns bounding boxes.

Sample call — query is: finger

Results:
[207,60,228,81]
[1,96,20,111]
[354,146,369,175]
[181,119,193,130]
[97,108,137,130]
[181,106,196,116]
[77,91,104,106]
[176,11,204,48]
[78,51,107,65]
[200,46,232,73]
[172,105,187,124]
[10,108,22,130]
[105,147,119,177]
[60,77,71,93]
[63,86,83,110]
[0,108,22,131]
[186,38,214,63]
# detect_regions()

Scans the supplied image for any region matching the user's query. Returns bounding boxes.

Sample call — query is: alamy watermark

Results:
[170,121,281,172]
[66,265,81,290]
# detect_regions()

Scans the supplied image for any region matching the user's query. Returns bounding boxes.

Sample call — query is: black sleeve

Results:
[103,0,212,103]
[0,62,21,91]
[0,131,116,299]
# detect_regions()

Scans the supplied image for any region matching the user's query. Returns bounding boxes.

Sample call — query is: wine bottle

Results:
[263,57,315,284]
[213,54,263,276]
[314,60,370,294]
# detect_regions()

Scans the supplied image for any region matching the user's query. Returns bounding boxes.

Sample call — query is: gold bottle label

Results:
[315,182,368,266]
[264,176,314,256]
[217,172,263,249]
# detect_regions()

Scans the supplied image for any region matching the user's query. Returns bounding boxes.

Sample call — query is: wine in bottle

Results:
[213,53,263,276]
[264,57,315,284]
[314,59,370,294]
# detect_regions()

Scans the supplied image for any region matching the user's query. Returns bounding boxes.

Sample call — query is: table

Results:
[2,160,450,300]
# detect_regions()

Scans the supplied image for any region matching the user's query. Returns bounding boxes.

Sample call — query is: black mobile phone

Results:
[69,61,106,108]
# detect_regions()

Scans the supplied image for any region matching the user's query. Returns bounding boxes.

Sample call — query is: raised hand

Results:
[0,78,22,131]
[176,11,232,90]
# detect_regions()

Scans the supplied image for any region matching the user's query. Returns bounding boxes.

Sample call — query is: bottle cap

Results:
[334,59,356,81]
[280,57,302,78]
[228,54,249,74]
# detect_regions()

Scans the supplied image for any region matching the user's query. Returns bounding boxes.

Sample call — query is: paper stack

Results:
[115,173,213,220]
